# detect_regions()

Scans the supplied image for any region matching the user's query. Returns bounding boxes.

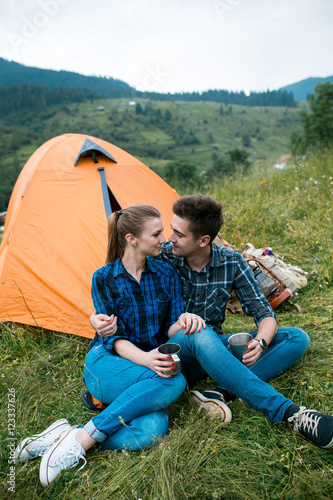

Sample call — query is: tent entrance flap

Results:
[97,167,121,219]
[74,138,117,166]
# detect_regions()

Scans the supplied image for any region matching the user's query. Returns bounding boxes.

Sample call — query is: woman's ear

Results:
[125,233,137,247]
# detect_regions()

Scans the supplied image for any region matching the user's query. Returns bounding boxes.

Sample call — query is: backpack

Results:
[226,243,313,314]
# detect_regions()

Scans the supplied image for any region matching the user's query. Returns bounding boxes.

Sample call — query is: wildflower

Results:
[260,180,265,184]
[327,373,332,378]
[294,187,299,191]
[282,178,285,181]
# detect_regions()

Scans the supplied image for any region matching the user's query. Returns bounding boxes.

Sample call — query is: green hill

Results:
[0,97,306,212]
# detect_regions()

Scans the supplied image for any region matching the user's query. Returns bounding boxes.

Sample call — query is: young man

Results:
[89,194,332,449]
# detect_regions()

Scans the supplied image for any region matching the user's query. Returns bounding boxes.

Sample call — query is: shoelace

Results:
[28,444,51,458]
[53,444,87,474]
[288,406,321,437]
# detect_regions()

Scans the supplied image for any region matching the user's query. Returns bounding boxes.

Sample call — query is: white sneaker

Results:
[39,427,86,487]
[191,390,232,423]
[14,419,72,464]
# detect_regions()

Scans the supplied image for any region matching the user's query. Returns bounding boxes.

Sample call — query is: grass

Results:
[0,150,333,499]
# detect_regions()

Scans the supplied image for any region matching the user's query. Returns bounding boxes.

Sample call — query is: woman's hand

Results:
[91,313,118,337]
[142,348,177,378]
[177,313,206,335]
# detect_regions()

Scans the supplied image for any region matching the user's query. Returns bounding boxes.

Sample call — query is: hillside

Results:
[280,76,333,100]
[0,97,305,212]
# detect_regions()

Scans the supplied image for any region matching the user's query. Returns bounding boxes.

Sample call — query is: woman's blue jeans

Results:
[172,326,309,423]
[83,345,186,451]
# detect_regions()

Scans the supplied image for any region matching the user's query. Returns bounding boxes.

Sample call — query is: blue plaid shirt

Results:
[90,257,184,353]
[160,242,276,335]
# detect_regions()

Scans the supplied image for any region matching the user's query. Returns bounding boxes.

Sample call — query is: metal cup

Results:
[157,343,182,376]
[228,333,252,361]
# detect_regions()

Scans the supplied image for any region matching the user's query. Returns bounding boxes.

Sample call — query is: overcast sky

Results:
[1,0,332,94]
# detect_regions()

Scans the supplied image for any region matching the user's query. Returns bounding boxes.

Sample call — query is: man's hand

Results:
[242,339,263,366]
[90,313,117,337]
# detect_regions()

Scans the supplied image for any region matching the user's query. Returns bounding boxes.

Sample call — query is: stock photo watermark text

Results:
[8,0,71,51]
[7,387,16,493]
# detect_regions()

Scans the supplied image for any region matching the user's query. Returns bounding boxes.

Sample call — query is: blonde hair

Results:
[105,204,161,264]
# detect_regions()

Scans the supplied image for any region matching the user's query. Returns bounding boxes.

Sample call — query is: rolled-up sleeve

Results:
[233,257,277,326]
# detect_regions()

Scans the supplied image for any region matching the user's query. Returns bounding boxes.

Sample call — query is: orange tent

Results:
[0,134,179,338]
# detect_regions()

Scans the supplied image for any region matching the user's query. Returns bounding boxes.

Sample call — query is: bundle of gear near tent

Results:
[0,134,311,339]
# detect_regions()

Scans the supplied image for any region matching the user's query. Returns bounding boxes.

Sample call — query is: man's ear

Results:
[199,235,211,248]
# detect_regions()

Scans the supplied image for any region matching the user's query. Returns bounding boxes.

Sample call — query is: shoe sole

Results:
[15,419,71,464]
[191,390,232,423]
[321,434,333,449]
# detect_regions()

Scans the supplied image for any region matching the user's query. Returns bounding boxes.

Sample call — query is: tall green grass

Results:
[1,150,332,499]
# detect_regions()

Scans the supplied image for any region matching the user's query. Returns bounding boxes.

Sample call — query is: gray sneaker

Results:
[288,406,333,449]
[15,419,72,464]
[191,390,232,423]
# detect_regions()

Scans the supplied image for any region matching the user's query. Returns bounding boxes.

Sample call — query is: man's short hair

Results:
[172,194,223,241]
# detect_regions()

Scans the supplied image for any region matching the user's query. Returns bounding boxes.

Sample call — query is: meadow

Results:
[0,149,332,499]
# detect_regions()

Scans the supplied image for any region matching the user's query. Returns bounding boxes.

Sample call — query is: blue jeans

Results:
[83,345,186,450]
[225,327,309,381]
[171,326,309,423]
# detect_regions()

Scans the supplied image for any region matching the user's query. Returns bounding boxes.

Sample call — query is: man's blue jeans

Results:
[182,327,310,385]
[171,326,309,423]
[83,344,186,450]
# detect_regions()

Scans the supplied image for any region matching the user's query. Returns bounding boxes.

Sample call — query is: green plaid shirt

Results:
[160,242,276,335]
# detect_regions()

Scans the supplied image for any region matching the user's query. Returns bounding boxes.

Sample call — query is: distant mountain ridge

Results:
[0,58,134,98]
[279,76,333,100]
[0,57,323,104]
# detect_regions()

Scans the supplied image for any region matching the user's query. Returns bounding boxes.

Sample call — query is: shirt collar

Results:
[112,259,125,278]
[112,258,152,278]
[162,241,225,269]
[210,242,226,267]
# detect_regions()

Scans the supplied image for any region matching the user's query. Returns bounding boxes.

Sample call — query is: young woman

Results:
[15,204,205,487]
